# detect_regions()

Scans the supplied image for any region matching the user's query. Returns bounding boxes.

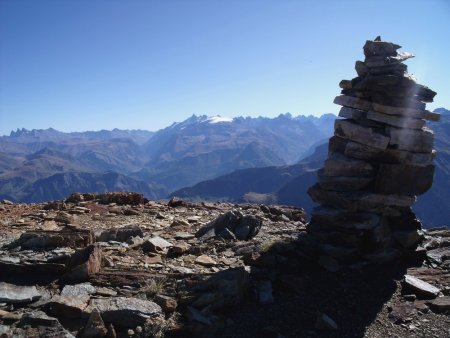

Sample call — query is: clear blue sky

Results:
[0,0,449,135]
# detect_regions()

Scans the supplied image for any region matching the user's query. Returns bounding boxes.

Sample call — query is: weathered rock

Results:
[43,294,90,318]
[211,267,250,306]
[61,244,102,283]
[9,229,94,249]
[0,282,42,304]
[61,283,96,296]
[154,294,177,313]
[388,302,417,323]
[142,236,173,253]
[318,172,373,191]
[116,225,144,242]
[322,153,374,177]
[195,255,217,267]
[195,210,262,241]
[86,297,163,327]
[334,119,390,150]
[374,164,435,195]
[333,95,372,111]
[79,308,108,338]
[372,102,440,121]
[428,297,450,313]
[310,207,380,230]
[387,126,434,153]
[404,275,440,298]
[367,110,425,129]
[308,184,416,211]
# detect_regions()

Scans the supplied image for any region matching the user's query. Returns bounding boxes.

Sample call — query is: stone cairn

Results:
[307,37,440,262]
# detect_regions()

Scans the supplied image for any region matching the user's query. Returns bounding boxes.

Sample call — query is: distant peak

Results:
[205,115,233,124]
[9,128,30,137]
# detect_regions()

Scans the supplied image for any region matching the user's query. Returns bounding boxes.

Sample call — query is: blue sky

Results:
[0,0,449,135]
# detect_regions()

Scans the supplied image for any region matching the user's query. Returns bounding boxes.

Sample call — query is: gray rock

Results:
[116,225,144,242]
[154,294,177,313]
[310,207,380,231]
[196,210,262,241]
[338,106,367,120]
[334,119,390,150]
[142,236,173,253]
[16,310,60,327]
[86,297,163,327]
[308,184,416,212]
[61,283,96,296]
[0,282,41,304]
[322,153,374,177]
[61,244,102,283]
[372,102,440,121]
[333,95,372,111]
[318,172,373,191]
[217,228,237,240]
[367,110,425,129]
[79,308,108,338]
[387,126,434,153]
[404,275,440,298]
[428,297,450,313]
[44,295,90,319]
[211,267,250,306]
[375,164,435,195]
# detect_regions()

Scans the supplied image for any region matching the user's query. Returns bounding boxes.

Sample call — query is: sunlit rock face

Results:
[307,37,439,262]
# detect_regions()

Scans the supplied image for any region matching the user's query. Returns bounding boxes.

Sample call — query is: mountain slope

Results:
[136,114,334,190]
[171,143,327,203]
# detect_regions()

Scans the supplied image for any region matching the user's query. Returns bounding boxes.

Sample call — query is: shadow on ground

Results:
[190,234,416,338]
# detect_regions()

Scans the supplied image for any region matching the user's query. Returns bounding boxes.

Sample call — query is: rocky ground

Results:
[0,193,449,338]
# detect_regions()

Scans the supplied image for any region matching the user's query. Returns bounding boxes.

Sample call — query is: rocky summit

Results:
[308,37,439,263]
[0,193,449,337]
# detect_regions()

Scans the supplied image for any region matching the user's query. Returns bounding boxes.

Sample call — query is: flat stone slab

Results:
[0,282,42,304]
[334,95,372,111]
[372,102,440,121]
[387,126,434,153]
[404,275,440,298]
[61,283,96,296]
[308,183,416,212]
[318,172,373,191]
[310,207,380,231]
[367,110,425,129]
[375,164,435,195]
[334,119,390,150]
[428,297,450,313]
[44,295,90,319]
[322,153,374,177]
[86,297,162,327]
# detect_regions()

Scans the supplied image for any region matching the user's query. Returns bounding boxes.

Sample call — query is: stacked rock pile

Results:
[307,37,440,262]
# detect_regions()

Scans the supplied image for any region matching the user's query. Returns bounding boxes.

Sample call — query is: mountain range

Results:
[173,109,450,228]
[2,110,448,228]
[0,113,334,202]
